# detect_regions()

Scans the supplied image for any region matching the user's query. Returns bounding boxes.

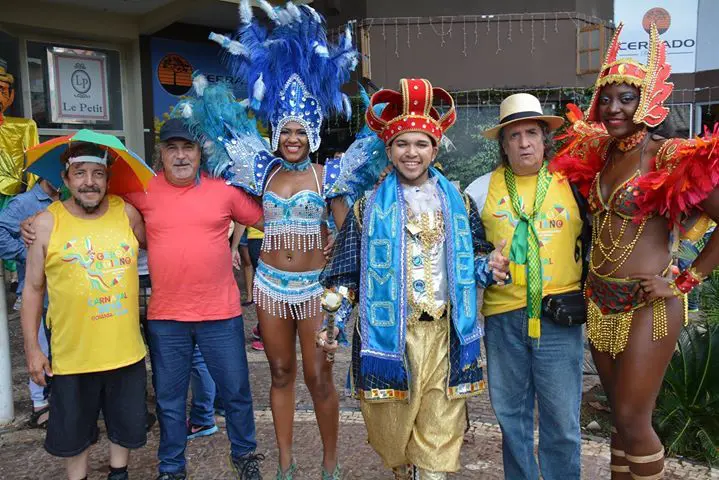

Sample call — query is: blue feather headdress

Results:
[173,73,275,195]
[326,85,389,206]
[209,0,359,153]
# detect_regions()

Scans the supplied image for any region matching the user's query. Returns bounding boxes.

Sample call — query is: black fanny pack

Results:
[542,291,586,327]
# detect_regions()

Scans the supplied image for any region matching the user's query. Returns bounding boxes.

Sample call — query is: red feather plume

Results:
[549,103,609,197]
[635,125,719,224]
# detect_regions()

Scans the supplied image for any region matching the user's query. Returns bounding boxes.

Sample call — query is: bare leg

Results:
[109,442,130,468]
[240,246,254,303]
[65,448,90,480]
[297,301,339,472]
[591,347,630,480]
[258,303,298,471]
[613,298,684,478]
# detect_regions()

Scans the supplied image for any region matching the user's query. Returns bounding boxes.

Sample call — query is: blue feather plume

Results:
[171,73,267,178]
[326,84,390,206]
[210,0,358,129]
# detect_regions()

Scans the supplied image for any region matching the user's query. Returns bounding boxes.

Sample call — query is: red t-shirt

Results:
[125,172,262,321]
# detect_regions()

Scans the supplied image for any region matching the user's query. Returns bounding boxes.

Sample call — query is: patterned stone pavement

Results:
[1,300,717,479]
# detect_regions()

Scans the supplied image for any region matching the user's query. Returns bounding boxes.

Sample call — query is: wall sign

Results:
[150,37,247,132]
[47,47,110,123]
[614,0,699,74]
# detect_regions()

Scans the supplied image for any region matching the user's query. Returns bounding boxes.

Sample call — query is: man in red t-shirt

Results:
[126,119,264,480]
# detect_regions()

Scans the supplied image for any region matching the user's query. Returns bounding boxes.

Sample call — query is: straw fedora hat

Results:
[482,93,564,140]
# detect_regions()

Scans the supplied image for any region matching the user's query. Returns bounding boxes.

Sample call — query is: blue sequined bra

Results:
[262,164,327,252]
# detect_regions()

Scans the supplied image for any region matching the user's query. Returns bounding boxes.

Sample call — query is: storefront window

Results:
[699,103,719,133]
[26,41,123,131]
[668,103,691,138]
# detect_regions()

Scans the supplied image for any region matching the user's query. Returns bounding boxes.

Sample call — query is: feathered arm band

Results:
[634,125,719,225]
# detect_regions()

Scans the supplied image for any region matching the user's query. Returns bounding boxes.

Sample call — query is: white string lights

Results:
[356,12,607,58]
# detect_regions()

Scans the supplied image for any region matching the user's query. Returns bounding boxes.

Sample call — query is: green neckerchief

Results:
[504,161,552,339]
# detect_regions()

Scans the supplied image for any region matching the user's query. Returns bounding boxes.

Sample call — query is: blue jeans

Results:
[29,314,50,407]
[485,307,583,480]
[146,316,256,474]
[189,345,217,427]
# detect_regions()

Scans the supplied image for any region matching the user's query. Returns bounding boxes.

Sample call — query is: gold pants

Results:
[360,319,466,472]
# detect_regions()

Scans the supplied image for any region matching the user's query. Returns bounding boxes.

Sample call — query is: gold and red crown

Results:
[585,22,673,128]
[366,78,456,145]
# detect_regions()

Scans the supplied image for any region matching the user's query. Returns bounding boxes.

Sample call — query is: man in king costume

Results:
[318,78,508,480]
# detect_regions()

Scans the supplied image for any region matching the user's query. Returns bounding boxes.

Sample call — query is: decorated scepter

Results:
[320,288,345,362]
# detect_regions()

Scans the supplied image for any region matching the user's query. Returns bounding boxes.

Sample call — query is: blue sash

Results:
[359,168,482,386]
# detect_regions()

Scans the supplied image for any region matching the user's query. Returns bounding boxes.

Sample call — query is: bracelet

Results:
[668,282,684,297]
[686,266,707,283]
[674,267,705,294]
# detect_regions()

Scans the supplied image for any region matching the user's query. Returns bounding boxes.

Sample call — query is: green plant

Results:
[654,321,719,465]
[699,270,719,327]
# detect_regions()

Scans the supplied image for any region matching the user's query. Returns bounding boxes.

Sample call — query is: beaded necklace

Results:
[615,129,648,152]
[281,157,311,171]
[590,140,649,276]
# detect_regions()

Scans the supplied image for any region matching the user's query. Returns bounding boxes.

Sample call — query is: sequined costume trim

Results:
[406,209,448,325]
[585,271,687,357]
[253,259,323,320]
[261,163,327,252]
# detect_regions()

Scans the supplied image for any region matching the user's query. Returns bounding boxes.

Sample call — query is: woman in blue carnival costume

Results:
[178,1,358,478]
[317,78,509,480]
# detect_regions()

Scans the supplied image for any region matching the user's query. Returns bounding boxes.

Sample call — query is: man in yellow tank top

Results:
[465,93,587,480]
[21,142,147,480]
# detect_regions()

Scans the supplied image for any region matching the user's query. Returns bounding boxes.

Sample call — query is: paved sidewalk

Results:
[1,301,716,479]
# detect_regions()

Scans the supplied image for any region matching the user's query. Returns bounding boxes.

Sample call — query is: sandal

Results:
[322,464,341,480]
[29,405,50,429]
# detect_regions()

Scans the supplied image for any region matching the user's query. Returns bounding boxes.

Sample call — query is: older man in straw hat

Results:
[465,93,589,480]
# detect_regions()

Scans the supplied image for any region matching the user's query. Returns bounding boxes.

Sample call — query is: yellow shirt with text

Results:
[45,195,145,374]
[475,166,583,317]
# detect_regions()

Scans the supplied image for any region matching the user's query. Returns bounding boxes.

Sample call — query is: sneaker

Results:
[107,469,129,480]
[156,474,186,480]
[251,339,265,351]
[13,296,21,311]
[230,452,264,480]
[187,422,218,440]
[252,325,261,340]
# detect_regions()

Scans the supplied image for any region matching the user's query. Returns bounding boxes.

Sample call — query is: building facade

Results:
[1,0,717,186]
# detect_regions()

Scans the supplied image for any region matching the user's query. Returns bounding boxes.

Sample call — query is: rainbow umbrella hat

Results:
[25,130,155,194]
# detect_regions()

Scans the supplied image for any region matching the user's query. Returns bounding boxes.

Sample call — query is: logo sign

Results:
[48,47,110,123]
[149,37,248,138]
[614,0,699,74]
[71,66,92,95]
[157,53,193,96]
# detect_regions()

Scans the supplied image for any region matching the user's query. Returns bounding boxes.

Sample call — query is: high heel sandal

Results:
[321,464,341,479]
[275,461,297,480]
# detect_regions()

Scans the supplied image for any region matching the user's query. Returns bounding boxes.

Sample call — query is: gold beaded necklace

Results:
[590,139,649,277]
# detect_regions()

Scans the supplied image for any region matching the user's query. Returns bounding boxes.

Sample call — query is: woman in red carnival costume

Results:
[550,23,719,480]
